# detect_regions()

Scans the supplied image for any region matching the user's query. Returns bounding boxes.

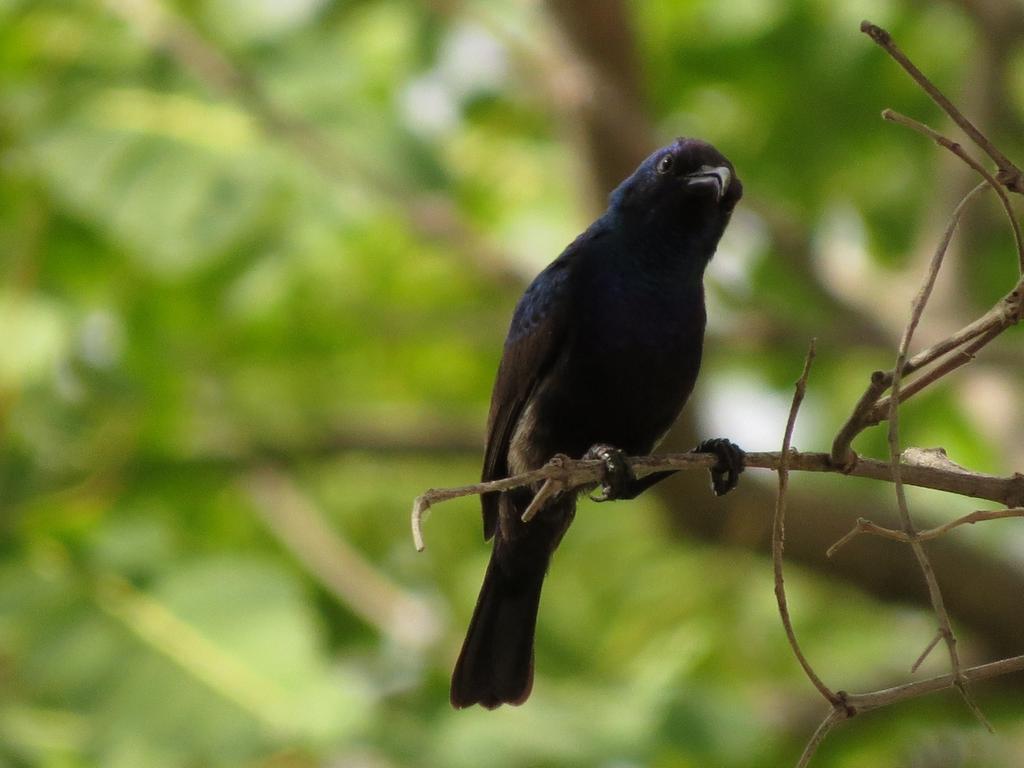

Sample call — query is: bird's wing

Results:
[480,240,585,540]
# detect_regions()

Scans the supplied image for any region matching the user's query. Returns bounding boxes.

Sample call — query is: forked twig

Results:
[864,324,1006,421]
[410,456,608,551]
[883,110,1024,273]
[521,454,573,522]
[827,507,1024,558]
[860,20,1024,193]
[772,341,839,704]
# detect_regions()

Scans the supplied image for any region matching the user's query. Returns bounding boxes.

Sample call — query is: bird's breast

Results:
[559,276,705,452]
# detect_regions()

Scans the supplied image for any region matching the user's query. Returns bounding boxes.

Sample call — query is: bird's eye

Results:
[656,155,674,174]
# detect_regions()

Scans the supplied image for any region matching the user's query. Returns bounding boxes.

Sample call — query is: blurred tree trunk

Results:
[544,0,653,206]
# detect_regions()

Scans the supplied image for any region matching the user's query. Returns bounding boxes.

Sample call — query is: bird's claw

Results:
[696,437,745,496]
[584,443,634,502]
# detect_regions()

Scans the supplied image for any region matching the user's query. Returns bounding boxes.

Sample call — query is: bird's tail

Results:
[450,529,550,709]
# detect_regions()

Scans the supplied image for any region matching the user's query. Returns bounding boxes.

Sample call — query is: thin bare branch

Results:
[844,653,1024,712]
[796,708,847,768]
[520,455,577,522]
[910,630,944,674]
[831,67,1024,467]
[902,288,1023,373]
[831,371,889,469]
[885,180,990,729]
[883,110,1024,273]
[865,324,1006,421]
[772,341,838,705]
[828,508,1024,558]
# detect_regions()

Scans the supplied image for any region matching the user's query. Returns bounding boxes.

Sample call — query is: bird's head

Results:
[608,138,742,233]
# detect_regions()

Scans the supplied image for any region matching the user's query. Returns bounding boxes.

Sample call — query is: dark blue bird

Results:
[451,138,745,709]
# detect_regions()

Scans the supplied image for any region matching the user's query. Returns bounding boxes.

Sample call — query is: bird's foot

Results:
[696,438,745,496]
[584,443,635,502]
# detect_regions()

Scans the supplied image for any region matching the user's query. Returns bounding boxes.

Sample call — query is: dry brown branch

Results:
[772,341,838,704]
[864,323,1006,421]
[830,199,1023,466]
[520,455,574,522]
[793,21,1024,759]
[412,449,1024,550]
[412,414,1024,762]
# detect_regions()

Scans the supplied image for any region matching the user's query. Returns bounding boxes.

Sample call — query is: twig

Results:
[521,454,572,522]
[848,287,1023,436]
[865,324,1006,421]
[795,27,1024,761]
[830,371,889,469]
[899,288,1023,375]
[830,249,1024,465]
[796,708,847,768]
[772,341,837,704]
[412,456,609,551]
[885,181,991,730]
[828,508,1024,558]
[883,110,1024,273]
[886,181,987,401]
[860,20,1024,193]
[844,653,1024,712]
[911,630,944,674]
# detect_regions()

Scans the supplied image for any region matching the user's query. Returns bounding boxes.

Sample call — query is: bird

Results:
[450,137,745,710]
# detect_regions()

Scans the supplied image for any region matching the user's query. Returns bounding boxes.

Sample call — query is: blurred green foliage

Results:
[2,1,1023,766]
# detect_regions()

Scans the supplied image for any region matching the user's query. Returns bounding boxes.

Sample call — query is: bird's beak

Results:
[685,165,732,202]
